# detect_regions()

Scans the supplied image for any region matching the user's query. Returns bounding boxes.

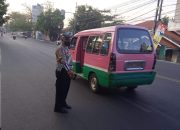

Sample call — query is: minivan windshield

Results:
[117,28,153,53]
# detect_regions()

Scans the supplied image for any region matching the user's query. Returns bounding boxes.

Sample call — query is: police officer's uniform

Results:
[54,36,73,113]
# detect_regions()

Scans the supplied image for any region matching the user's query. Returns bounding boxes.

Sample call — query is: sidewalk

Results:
[157,59,180,65]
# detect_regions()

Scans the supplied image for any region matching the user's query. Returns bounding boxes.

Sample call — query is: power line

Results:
[126,15,155,24]
[73,5,177,25]
[126,9,180,24]
[111,0,156,13]
[162,3,176,7]
[108,0,146,9]
[161,8,180,15]
[124,1,157,17]
[74,0,155,23]
[126,8,156,21]
[67,0,178,29]
[112,0,177,21]
[114,0,157,16]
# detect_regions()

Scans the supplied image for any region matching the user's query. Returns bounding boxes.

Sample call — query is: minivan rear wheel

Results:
[89,73,100,93]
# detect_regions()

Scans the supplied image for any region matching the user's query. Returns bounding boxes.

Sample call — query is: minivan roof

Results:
[74,24,148,36]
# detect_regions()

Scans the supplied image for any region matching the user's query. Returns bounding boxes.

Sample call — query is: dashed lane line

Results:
[157,74,180,84]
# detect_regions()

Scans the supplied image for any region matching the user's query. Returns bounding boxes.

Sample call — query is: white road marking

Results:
[157,74,180,84]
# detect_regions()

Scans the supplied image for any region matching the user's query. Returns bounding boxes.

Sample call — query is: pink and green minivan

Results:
[69,25,156,93]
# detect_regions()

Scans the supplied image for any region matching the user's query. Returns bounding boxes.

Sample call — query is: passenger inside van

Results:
[100,41,109,54]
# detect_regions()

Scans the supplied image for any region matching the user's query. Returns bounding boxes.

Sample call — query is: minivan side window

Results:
[100,33,111,55]
[92,36,103,54]
[86,36,98,53]
[69,37,77,50]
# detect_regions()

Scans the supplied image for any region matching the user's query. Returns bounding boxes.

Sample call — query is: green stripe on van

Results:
[83,65,110,86]
[83,65,156,88]
[72,62,156,88]
[109,71,156,87]
[72,62,81,73]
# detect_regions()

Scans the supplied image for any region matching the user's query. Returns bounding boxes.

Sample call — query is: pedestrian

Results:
[54,32,75,113]
[56,34,61,46]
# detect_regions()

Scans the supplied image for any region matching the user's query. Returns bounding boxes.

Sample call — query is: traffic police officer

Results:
[54,33,74,113]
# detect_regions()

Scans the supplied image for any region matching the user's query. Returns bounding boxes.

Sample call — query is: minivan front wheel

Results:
[89,73,100,93]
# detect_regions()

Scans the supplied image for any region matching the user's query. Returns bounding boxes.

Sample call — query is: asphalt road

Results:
[0,34,180,130]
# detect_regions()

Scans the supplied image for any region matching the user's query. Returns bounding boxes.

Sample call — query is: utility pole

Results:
[73,2,78,34]
[153,0,161,35]
[158,0,164,21]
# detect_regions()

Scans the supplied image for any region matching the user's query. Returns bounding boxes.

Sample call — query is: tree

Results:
[0,0,8,25]
[68,5,124,33]
[68,5,103,33]
[101,15,124,27]
[7,12,32,31]
[43,0,54,12]
[22,3,32,22]
[36,9,65,41]
[161,16,169,25]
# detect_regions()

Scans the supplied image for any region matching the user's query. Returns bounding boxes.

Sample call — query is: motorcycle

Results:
[24,35,27,40]
[13,35,16,40]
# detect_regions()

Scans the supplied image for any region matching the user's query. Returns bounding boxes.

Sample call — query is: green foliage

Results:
[35,9,65,41]
[0,0,8,25]
[101,15,125,27]
[161,16,169,25]
[68,5,124,33]
[68,5,102,33]
[7,12,32,31]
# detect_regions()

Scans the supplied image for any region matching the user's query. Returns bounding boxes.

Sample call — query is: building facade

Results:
[175,0,180,23]
[32,4,43,23]
[136,20,180,63]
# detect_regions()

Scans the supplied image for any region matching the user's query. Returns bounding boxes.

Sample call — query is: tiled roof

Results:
[135,20,154,30]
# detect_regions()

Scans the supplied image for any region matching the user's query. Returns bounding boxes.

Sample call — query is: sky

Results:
[6,0,178,26]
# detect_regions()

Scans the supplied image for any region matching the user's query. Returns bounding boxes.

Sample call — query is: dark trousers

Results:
[55,68,71,110]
